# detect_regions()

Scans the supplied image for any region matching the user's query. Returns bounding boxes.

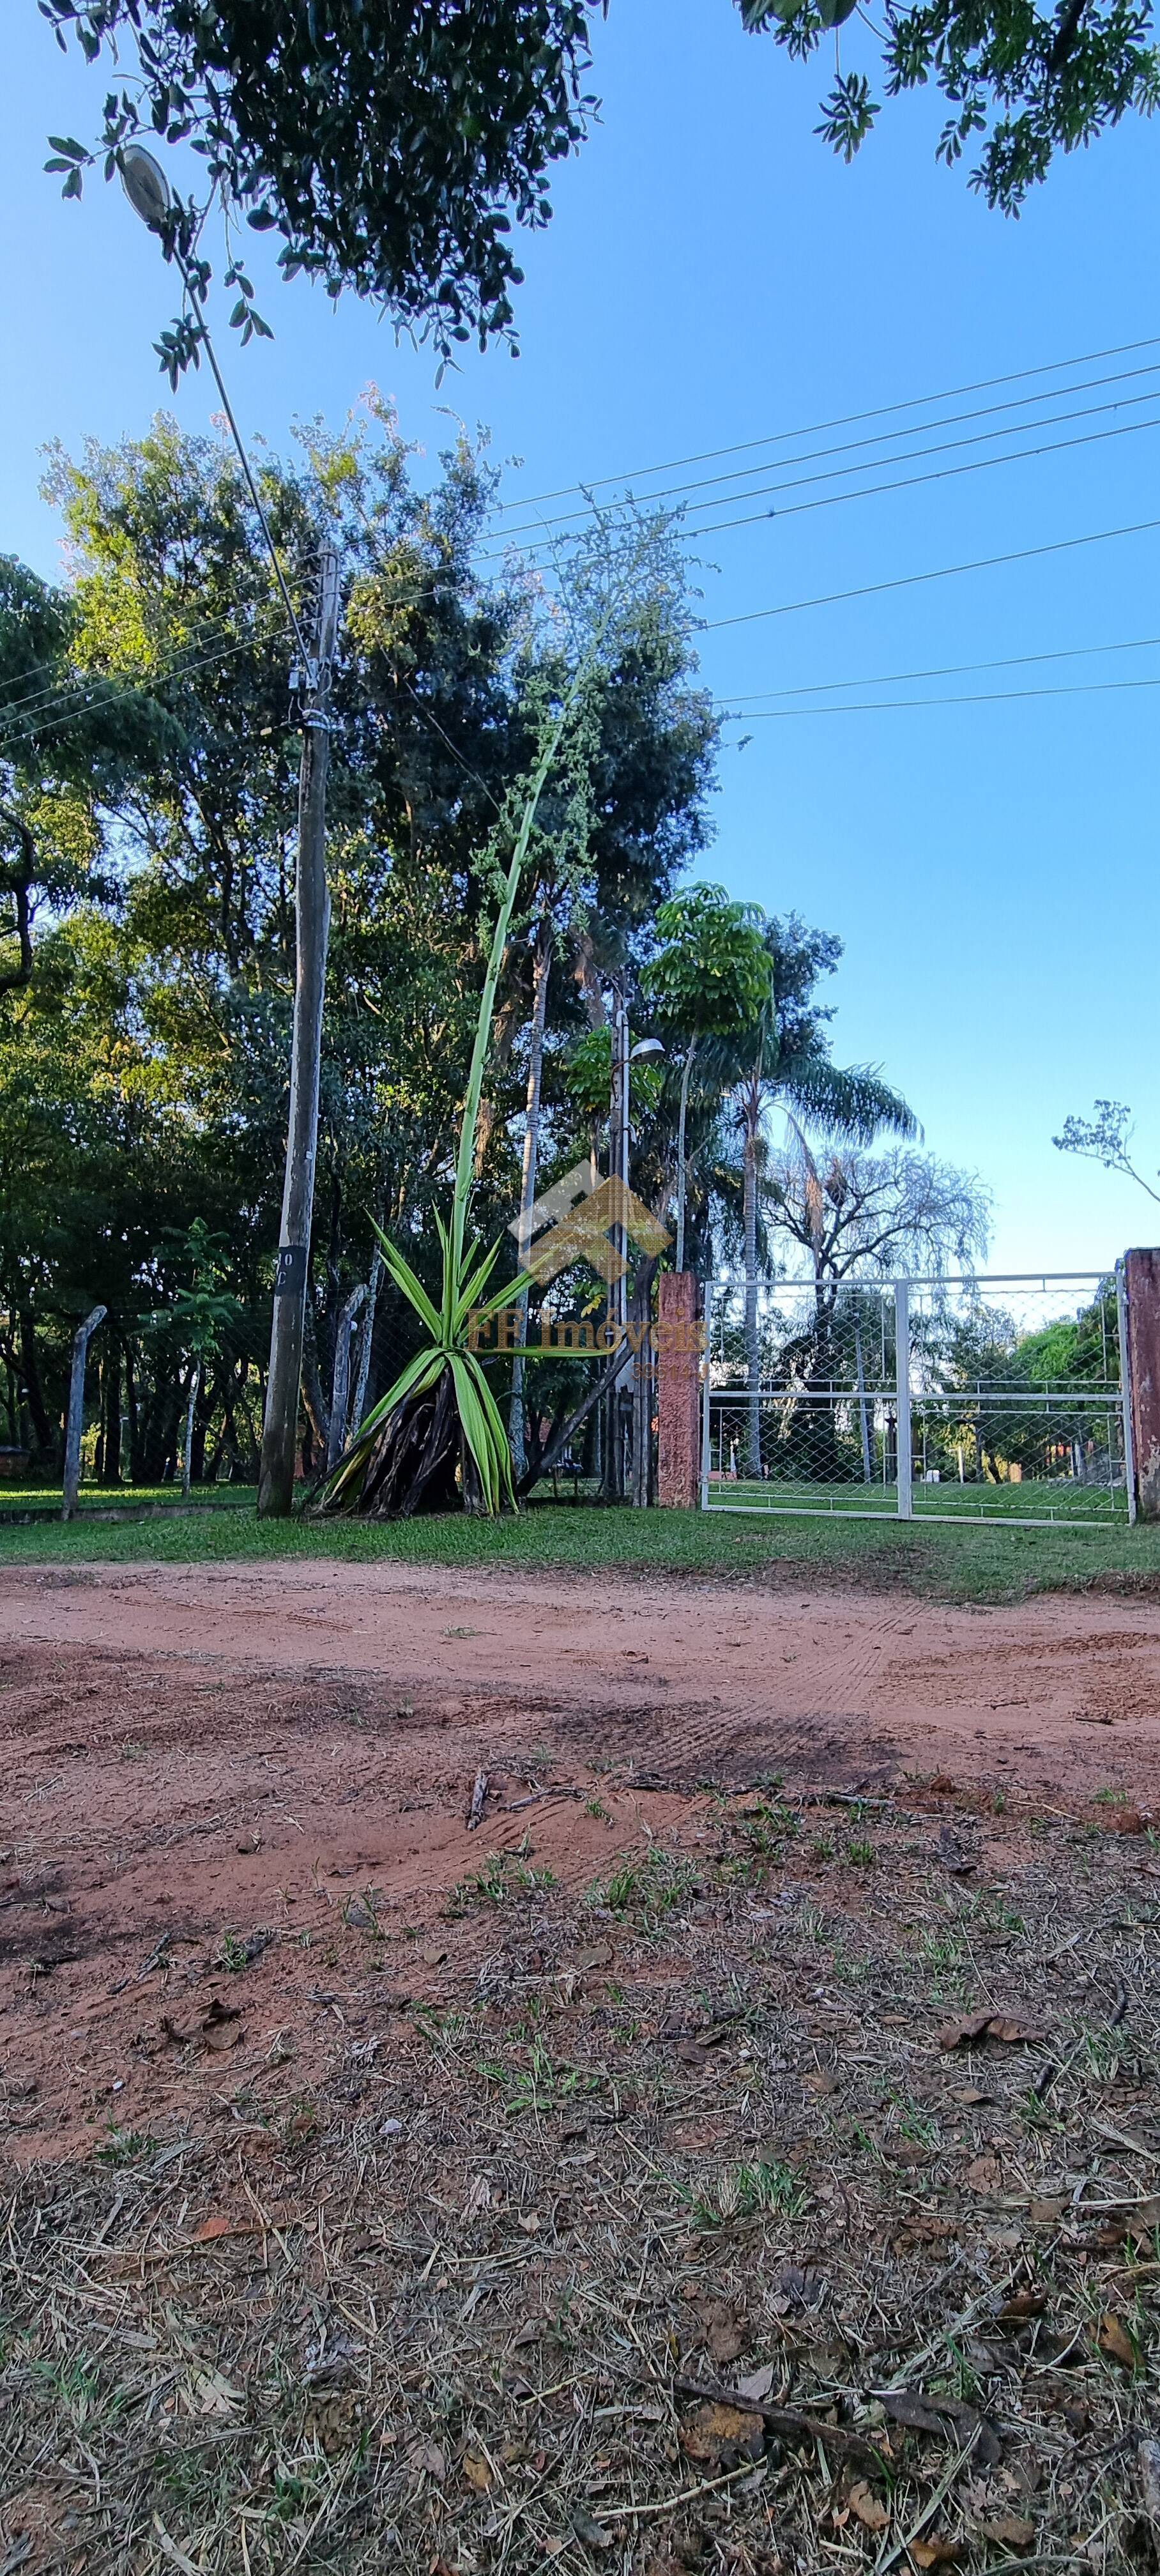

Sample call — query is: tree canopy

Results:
[736,0,1158,210]
[42,0,603,371]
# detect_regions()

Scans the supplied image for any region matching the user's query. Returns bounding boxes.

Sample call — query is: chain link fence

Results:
[702,1270,1132,1529]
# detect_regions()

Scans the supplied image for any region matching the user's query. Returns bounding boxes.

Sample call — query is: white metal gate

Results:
[701,1270,1133,1530]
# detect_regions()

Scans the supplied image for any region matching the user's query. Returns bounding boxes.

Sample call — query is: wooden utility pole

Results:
[258,547,341,1518]
[61,1306,105,1522]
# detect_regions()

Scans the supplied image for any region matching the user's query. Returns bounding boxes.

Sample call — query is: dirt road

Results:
[2,1557,1157,2156]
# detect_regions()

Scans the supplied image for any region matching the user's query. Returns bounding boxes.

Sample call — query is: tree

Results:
[707,916,915,1475]
[760,1138,989,1478]
[1054,1100,1160,1205]
[42,0,604,376]
[735,0,1160,213]
[646,883,772,1271]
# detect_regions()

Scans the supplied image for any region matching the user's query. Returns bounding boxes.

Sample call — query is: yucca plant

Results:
[314,686,586,1519]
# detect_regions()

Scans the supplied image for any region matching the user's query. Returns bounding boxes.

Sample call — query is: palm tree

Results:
[708,923,916,1478]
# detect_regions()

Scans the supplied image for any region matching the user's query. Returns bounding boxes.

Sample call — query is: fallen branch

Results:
[671,2373,885,2468]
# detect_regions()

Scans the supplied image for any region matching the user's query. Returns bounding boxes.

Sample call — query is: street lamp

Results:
[120,145,311,677]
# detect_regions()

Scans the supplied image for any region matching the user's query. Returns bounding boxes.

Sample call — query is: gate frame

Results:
[701,1269,1133,1532]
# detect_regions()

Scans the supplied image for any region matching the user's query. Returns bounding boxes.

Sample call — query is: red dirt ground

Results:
[3,1558,1158,2163]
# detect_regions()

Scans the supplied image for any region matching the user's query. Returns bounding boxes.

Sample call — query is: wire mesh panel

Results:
[704,1278,903,1518]
[904,1273,1128,1526]
[703,1271,1129,1528]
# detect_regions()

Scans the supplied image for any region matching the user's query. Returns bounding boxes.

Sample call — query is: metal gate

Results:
[701,1269,1133,1529]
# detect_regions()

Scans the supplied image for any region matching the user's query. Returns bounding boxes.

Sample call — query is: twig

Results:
[671,2373,885,2468]
[609,2460,764,2522]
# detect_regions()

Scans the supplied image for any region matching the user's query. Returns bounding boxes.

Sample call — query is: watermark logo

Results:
[466,1165,703,1360]
[508,1158,670,1286]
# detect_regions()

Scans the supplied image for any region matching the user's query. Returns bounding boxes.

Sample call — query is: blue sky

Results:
[3,0,1157,1281]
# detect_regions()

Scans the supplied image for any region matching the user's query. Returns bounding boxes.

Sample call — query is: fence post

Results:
[62,1305,105,1522]
[1115,1258,1137,1527]
[1122,1247,1160,1519]
[894,1280,912,1521]
[656,1271,701,1508]
[700,1282,713,1510]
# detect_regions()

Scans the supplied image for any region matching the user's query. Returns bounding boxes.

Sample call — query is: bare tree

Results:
[765,1139,991,1314]
[1054,1100,1160,1206]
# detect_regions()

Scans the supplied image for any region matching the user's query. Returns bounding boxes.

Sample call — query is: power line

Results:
[699,512,1160,634]
[0,628,291,760]
[715,629,1160,704]
[485,358,1160,549]
[492,332,1160,514]
[719,671,1160,716]
[501,403,1160,562]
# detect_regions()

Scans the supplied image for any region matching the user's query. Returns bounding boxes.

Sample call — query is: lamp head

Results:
[121,144,172,231]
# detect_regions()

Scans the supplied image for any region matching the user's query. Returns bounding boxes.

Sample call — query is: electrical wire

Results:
[498,402,1160,562]
[719,670,1160,716]
[491,331,1160,513]
[713,628,1160,705]
[484,358,1160,549]
[699,512,1160,633]
[0,627,291,761]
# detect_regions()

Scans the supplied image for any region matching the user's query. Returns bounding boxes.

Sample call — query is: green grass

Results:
[709,1473,1128,1524]
[1,1494,1159,1603]
[0,1480,256,1518]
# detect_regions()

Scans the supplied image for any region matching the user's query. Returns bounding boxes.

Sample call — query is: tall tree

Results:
[706,916,915,1475]
[645,883,772,1271]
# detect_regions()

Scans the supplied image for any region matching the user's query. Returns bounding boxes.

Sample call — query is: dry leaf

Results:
[408,2439,447,2483]
[570,2509,614,2550]
[735,2360,779,2403]
[699,2298,745,2365]
[939,2011,1042,2051]
[1097,2311,1138,2370]
[680,2400,764,2466]
[977,2513,1034,2550]
[912,2540,962,2568]
[462,2450,492,2494]
[848,2480,889,2533]
[191,2366,243,2418]
[998,2289,1048,2322]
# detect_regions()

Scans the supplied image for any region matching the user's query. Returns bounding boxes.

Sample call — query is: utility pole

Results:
[258,546,341,1517]
[602,987,630,1503]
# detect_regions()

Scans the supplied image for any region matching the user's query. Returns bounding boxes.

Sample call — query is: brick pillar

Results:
[656,1272,701,1508]
[1125,1248,1160,1519]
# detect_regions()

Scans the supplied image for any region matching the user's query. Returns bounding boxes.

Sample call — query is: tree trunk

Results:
[327,1283,366,1473]
[854,1320,873,1483]
[124,1336,142,1483]
[258,546,340,1519]
[675,1038,698,1275]
[349,1236,383,1436]
[62,1308,105,1521]
[182,1361,200,1500]
[744,1092,761,1479]
[100,1344,121,1487]
[18,1305,54,1461]
[510,916,553,1478]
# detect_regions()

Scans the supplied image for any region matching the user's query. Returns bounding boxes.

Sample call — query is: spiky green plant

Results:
[316,689,584,1519]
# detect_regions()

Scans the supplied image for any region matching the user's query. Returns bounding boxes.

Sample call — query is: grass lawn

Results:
[2,1491,1159,1603]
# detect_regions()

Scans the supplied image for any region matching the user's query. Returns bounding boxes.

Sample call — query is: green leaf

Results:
[369,1220,443,1345]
